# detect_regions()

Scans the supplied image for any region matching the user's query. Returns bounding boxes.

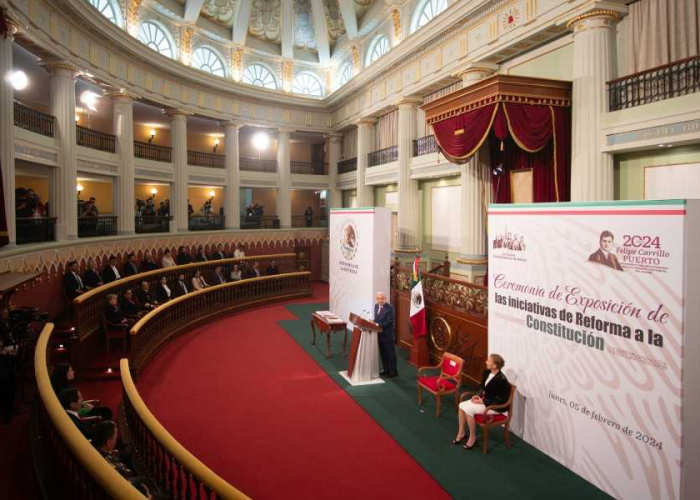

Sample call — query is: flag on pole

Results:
[409,256,427,338]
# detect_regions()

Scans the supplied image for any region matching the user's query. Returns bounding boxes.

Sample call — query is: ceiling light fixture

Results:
[7,70,28,90]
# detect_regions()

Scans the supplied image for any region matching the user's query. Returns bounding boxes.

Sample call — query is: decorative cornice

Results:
[456,257,488,265]
[37,59,81,75]
[565,9,621,29]
[355,118,377,126]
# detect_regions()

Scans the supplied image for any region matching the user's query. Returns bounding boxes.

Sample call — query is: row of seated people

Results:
[52,364,155,497]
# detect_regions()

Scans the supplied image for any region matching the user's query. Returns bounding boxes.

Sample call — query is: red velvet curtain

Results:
[431,103,498,163]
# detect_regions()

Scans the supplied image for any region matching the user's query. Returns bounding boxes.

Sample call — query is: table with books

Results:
[310,311,348,358]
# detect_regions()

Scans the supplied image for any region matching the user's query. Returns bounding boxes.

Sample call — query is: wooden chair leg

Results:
[482,426,489,454]
[436,395,441,417]
[504,424,512,449]
[454,391,460,411]
[417,385,422,405]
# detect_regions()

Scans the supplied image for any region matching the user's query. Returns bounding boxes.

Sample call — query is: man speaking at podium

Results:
[374,292,397,378]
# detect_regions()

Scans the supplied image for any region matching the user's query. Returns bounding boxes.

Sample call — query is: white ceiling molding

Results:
[183,0,205,23]
[338,0,359,39]
[310,0,331,64]
[232,0,253,45]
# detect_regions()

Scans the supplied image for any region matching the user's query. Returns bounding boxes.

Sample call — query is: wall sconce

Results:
[213,138,220,153]
[77,183,83,198]
[149,129,156,144]
[75,113,80,123]
[150,188,158,196]
[208,190,216,198]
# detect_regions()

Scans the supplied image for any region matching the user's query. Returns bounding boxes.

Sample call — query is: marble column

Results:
[276,128,293,228]
[111,92,137,235]
[0,20,18,245]
[224,122,241,230]
[169,111,189,232]
[457,62,499,87]
[460,145,491,257]
[42,61,80,240]
[355,118,375,207]
[327,133,343,209]
[396,99,423,252]
[568,10,620,201]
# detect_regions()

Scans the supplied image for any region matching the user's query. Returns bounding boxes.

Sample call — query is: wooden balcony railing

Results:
[239,157,277,173]
[33,324,143,499]
[76,125,117,153]
[291,214,328,228]
[239,215,280,229]
[188,215,225,231]
[135,215,172,234]
[134,141,172,163]
[290,161,328,175]
[413,135,438,157]
[77,215,118,238]
[16,217,56,245]
[338,157,357,173]
[368,146,398,167]
[608,55,700,111]
[14,101,55,137]
[188,150,225,168]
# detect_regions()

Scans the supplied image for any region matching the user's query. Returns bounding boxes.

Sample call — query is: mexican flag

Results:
[410,256,427,338]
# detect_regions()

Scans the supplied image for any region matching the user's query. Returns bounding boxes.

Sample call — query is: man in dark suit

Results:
[374,292,397,378]
[173,273,189,298]
[589,230,624,271]
[123,253,139,277]
[140,253,159,273]
[212,244,226,260]
[136,281,158,310]
[266,260,280,275]
[64,261,85,299]
[104,294,130,326]
[59,387,97,439]
[83,258,104,289]
[102,255,122,283]
[213,266,227,285]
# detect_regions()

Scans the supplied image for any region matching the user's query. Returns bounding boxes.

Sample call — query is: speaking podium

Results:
[341,312,384,386]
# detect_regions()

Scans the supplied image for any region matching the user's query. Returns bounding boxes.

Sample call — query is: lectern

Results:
[346,312,382,384]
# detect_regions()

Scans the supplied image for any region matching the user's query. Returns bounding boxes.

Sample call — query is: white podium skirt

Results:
[339,330,385,386]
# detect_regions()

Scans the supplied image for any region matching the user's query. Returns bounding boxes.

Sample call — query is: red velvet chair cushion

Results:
[475,413,507,424]
[441,357,462,378]
[418,376,457,393]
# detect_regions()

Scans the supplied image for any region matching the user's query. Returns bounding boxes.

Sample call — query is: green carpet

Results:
[280,303,612,500]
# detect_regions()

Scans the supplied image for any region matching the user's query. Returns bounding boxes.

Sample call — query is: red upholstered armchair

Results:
[102,317,128,353]
[459,384,517,454]
[417,353,464,417]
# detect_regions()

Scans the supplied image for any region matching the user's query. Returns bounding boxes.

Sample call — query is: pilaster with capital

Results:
[396,99,422,252]
[169,111,189,232]
[224,122,241,229]
[0,20,18,245]
[111,92,137,235]
[327,133,343,209]
[568,9,621,201]
[42,61,80,240]
[355,118,375,207]
[276,128,293,228]
[457,62,499,87]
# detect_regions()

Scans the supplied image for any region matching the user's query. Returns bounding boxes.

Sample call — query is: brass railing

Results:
[338,157,357,173]
[14,101,55,137]
[76,125,117,153]
[239,157,277,173]
[290,161,327,175]
[33,324,143,499]
[188,150,225,168]
[368,146,398,167]
[413,135,438,157]
[134,141,172,163]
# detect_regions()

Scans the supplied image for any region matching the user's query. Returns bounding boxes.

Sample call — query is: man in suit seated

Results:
[64,261,86,299]
[119,290,141,319]
[136,282,158,310]
[374,292,397,378]
[588,230,624,271]
[123,253,139,277]
[266,260,280,275]
[59,387,98,440]
[212,244,226,260]
[252,261,262,278]
[140,253,159,273]
[102,255,122,283]
[176,246,192,266]
[173,273,189,298]
[93,420,134,479]
[105,294,131,327]
[83,258,104,289]
[213,266,227,285]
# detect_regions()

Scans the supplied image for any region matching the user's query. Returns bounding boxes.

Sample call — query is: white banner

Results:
[488,200,697,500]
[329,207,391,325]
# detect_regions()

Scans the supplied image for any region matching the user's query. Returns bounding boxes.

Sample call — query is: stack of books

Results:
[315,310,345,324]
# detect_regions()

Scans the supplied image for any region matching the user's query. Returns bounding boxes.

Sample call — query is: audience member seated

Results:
[103,255,122,283]
[51,362,113,421]
[123,253,139,277]
[230,264,242,282]
[0,334,18,424]
[233,244,245,259]
[191,269,209,291]
[83,258,104,289]
[64,260,86,299]
[240,262,255,279]
[140,254,159,273]
[92,420,134,479]
[105,294,134,327]
[213,266,227,285]
[119,290,142,319]
[252,261,262,278]
[161,249,176,268]
[266,260,280,276]
[156,276,172,303]
[453,354,510,450]
[176,246,192,266]
[173,273,189,298]
[136,282,158,310]
[131,480,154,499]
[59,388,102,440]
[196,247,208,262]
[212,244,226,260]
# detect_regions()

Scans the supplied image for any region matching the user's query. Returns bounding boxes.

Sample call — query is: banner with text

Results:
[488,200,687,500]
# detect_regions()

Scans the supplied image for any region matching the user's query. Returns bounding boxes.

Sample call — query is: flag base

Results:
[409,335,430,367]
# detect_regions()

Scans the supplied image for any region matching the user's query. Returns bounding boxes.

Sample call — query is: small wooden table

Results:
[310,312,348,358]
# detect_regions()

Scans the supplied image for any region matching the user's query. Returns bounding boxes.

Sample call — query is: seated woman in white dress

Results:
[191,269,209,291]
[230,264,242,282]
[453,353,510,450]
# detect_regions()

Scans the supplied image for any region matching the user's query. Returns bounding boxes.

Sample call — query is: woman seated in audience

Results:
[196,247,208,262]
[175,246,192,266]
[83,258,104,289]
[156,276,172,303]
[230,264,242,282]
[161,249,176,268]
[453,353,511,450]
[119,289,142,318]
[191,269,209,291]
[51,362,113,421]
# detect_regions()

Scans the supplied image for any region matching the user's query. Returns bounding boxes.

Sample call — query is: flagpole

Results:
[409,254,430,368]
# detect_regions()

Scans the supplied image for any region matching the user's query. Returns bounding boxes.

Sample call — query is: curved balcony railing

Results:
[77,215,118,238]
[14,101,55,137]
[338,157,357,173]
[135,215,172,234]
[239,157,277,173]
[368,146,398,167]
[413,135,438,157]
[33,323,143,499]
[239,214,280,229]
[188,150,225,168]
[189,215,225,231]
[290,161,328,175]
[16,217,56,244]
[76,125,117,153]
[134,141,172,163]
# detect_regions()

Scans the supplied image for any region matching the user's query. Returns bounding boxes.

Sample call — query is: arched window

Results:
[292,72,324,97]
[138,21,175,59]
[242,64,278,90]
[412,0,448,33]
[88,0,123,27]
[192,46,227,77]
[338,62,354,87]
[366,35,390,66]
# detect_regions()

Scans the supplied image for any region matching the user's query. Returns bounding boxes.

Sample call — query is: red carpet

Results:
[137,283,449,499]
